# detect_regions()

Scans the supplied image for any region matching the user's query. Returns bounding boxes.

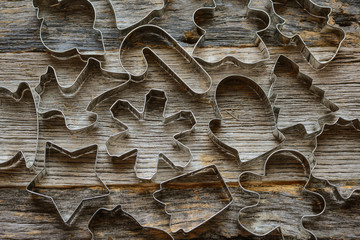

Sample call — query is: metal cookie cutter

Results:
[27,141,110,224]
[87,205,174,240]
[311,117,360,200]
[119,24,212,96]
[192,0,271,68]
[268,55,339,133]
[238,149,326,239]
[0,82,38,169]
[267,0,346,69]
[35,57,130,132]
[208,75,285,164]
[33,0,106,58]
[147,0,216,44]
[105,89,197,180]
[108,0,168,35]
[153,164,233,233]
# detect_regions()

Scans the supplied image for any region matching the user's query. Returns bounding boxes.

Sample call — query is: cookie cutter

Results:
[35,57,130,132]
[208,75,285,164]
[119,24,212,96]
[147,0,216,44]
[26,141,110,224]
[33,0,106,58]
[268,55,339,133]
[267,0,346,69]
[105,88,197,180]
[192,0,271,68]
[279,124,318,166]
[311,117,360,200]
[302,178,360,240]
[0,82,39,169]
[107,0,168,35]
[238,149,326,239]
[153,164,233,233]
[87,205,174,240]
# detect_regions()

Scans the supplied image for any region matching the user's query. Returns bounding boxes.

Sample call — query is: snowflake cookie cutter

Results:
[192,0,271,68]
[267,0,346,69]
[238,149,326,239]
[208,75,285,164]
[105,88,197,180]
[26,141,110,225]
[153,164,233,233]
[35,57,130,132]
[0,82,39,169]
[33,0,106,58]
[87,205,174,240]
[119,24,212,96]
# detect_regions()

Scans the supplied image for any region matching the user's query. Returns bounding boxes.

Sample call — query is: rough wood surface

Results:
[0,0,360,239]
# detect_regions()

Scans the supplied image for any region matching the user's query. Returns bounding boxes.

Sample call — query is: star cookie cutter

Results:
[27,141,110,224]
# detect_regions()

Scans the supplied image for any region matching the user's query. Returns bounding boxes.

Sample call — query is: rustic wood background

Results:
[0,0,359,239]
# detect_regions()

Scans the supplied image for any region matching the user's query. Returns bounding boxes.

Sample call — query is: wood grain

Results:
[0,0,360,239]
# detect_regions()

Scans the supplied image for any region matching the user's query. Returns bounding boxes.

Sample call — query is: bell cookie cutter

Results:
[35,57,130,132]
[0,82,38,169]
[33,0,106,58]
[153,164,233,233]
[105,88,197,180]
[26,141,110,224]
[87,205,174,240]
[267,0,346,69]
[119,24,212,96]
[238,149,326,239]
[268,55,339,133]
[192,0,271,68]
[208,75,285,164]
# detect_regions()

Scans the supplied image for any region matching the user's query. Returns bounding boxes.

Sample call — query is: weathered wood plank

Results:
[0,0,360,239]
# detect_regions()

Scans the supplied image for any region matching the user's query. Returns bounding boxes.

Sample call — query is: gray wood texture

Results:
[0,0,359,239]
